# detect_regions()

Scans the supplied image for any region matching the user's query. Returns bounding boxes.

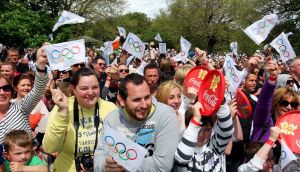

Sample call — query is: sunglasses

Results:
[286,80,294,85]
[0,85,12,92]
[73,63,85,68]
[119,69,129,73]
[98,63,106,66]
[60,71,69,74]
[279,99,298,109]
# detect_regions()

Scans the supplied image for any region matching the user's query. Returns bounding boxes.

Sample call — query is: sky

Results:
[125,0,169,18]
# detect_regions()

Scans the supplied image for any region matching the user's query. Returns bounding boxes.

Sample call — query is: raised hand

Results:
[229,98,238,118]
[191,102,203,122]
[269,126,281,142]
[195,47,207,65]
[49,80,68,115]
[36,44,49,70]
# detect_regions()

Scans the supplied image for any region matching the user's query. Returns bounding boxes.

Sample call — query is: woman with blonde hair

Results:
[174,64,193,85]
[156,81,185,133]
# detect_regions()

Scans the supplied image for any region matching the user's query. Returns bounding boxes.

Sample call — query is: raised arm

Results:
[18,46,48,115]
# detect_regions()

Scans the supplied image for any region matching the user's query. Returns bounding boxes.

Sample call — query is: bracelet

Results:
[266,139,275,147]
[269,75,277,81]
[191,117,201,126]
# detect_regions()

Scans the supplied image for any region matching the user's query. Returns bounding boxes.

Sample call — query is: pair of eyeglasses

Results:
[278,99,298,109]
[119,69,129,73]
[73,63,85,68]
[60,71,69,74]
[0,85,12,92]
[98,63,106,66]
[286,80,294,85]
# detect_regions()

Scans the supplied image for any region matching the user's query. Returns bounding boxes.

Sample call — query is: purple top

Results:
[251,79,276,142]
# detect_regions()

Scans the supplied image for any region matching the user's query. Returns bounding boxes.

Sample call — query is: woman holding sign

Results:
[251,58,299,142]
[43,67,117,172]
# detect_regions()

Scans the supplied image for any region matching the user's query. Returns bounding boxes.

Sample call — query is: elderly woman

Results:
[0,47,48,143]
[156,81,185,133]
[43,67,117,172]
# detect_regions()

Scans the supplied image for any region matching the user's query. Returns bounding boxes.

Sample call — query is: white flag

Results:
[123,33,145,60]
[270,32,296,62]
[104,41,114,55]
[44,39,86,70]
[126,55,135,66]
[280,139,298,170]
[159,43,167,54]
[118,27,126,38]
[243,14,278,45]
[154,33,163,42]
[224,55,242,94]
[230,42,238,56]
[180,36,191,54]
[52,10,86,32]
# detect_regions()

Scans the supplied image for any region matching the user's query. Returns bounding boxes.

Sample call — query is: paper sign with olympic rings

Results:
[159,43,167,54]
[52,10,86,32]
[270,32,296,62]
[123,33,145,60]
[118,27,126,38]
[102,126,147,172]
[44,39,86,70]
[243,14,278,45]
[104,41,114,55]
[224,55,242,94]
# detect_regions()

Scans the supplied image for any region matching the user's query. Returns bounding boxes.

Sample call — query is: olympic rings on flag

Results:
[58,16,70,23]
[276,39,290,58]
[252,20,274,35]
[104,136,138,161]
[180,51,186,56]
[104,43,112,52]
[128,38,143,53]
[51,46,80,62]
[226,61,239,83]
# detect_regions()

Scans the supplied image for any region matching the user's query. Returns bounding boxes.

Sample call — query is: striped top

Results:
[174,104,234,172]
[0,73,48,143]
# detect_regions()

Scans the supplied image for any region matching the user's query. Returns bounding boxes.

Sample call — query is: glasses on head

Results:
[0,85,12,92]
[119,69,129,73]
[286,80,294,85]
[73,63,85,68]
[278,99,298,109]
[98,63,106,67]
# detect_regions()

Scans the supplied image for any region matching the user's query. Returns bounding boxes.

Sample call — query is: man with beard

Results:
[143,63,160,97]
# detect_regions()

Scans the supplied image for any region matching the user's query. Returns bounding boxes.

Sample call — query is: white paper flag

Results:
[126,55,135,66]
[180,36,191,54]
[118,27,126,38]
[154,33,163,42]
[243,14,278,45]
[230,42,238,56]
[159,43,167,54]
[52,10,86,32]
[104,41,114,55]
[270,32,296,62]
[280,139,298,170]
[103,126,147,172]
[123,33,145,60]
[44,39,86,70]
[224,55,242,94]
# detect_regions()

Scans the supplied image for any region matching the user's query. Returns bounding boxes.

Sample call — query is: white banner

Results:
[230,42,238,56]
[159,43,167,54]
[123,33,145,60]
[280,139,298,170]
[44,39,86,70]
[154,33,163,42]
[52,10,86,32]
[243,14,278,45]
[126,55,135,66]
[104,41,114,55]
[270,32,296,62]
[103,126,147,172]
[118,27,126,38]
[224,55,242,94]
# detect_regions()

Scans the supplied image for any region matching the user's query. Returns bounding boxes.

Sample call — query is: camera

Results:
[75,154,94,171]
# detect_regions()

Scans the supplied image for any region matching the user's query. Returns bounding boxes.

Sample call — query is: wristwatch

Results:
[36,65,47,73]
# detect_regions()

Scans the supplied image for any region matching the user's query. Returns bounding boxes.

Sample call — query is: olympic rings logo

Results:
[276,39,290,58]
[104,43,112,52]
[105,136,137,161]
[128,38,143,53]
[226,61,239,83]
[252,19,275,35]
[58,16,70,23]
[51,46,80,62]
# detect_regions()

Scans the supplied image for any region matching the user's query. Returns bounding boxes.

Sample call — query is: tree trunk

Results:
[207,36,217,54]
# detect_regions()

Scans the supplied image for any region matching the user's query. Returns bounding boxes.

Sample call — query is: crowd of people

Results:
[0,40,299,172]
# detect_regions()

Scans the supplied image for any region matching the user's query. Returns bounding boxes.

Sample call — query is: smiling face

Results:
[119,81,152,121]
[16,78,32,99]
[0,77,12,107]
[74,75,100,109]
[167,87,182,112]
[275,94,298,118]
[5,144,32,165]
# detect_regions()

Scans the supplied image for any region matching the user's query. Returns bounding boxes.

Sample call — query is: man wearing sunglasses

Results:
[71,62,85,76]
[92,57,107,93]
